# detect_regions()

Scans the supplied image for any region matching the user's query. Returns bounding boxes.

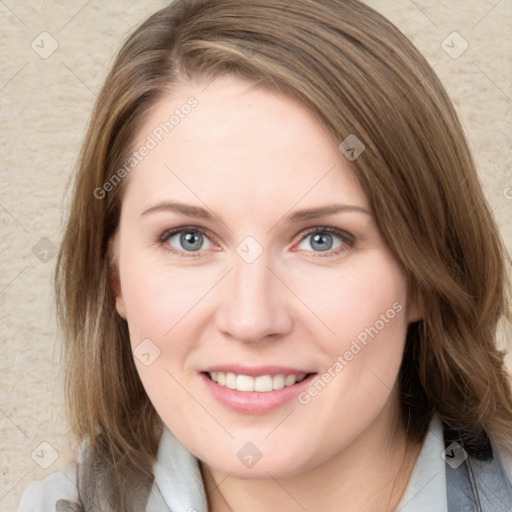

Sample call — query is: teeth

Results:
[225,372,237,389]
[237,374,255,391]
[284,375,297,386]
[273,374,285,390]
[208,372,307,392]
[254,375,273,392]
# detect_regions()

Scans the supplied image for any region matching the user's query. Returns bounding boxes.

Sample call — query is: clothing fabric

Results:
[18,416,512,512]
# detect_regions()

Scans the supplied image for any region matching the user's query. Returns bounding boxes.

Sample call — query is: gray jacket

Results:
[18,416,512,512]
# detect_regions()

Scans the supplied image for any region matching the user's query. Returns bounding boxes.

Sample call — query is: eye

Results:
[295,227,353,256]
[158,226,353,258]
[160,227,215,255]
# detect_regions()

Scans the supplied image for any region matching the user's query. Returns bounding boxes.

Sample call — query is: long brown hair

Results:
[55,0,512,509]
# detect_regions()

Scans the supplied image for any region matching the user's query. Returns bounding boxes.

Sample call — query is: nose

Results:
[215,254,293,344]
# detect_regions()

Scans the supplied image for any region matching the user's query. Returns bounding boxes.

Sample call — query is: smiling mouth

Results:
[204,371,315,392]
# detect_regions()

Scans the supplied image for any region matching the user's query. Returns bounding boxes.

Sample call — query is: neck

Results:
[201,405,424,512]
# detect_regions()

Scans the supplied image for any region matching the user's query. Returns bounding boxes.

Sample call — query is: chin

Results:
[203,445,316,480]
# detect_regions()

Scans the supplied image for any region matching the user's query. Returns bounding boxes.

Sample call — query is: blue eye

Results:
[296,227,352,255]
[162,228,214,253]
[158,226,353,258]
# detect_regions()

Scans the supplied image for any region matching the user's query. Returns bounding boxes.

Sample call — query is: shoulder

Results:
[17,461,81,512]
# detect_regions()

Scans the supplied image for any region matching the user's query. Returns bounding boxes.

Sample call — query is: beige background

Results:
[1,1,511,510]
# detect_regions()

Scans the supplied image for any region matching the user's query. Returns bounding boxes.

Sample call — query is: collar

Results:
[149,427,207,512]
[396,415,447,512]
[150,416,446,512]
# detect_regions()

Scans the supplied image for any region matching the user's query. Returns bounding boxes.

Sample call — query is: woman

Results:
[19,0,512,511]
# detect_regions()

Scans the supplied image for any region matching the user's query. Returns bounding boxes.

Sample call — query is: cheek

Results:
[117,261,209,417]
[289,258,409,349]
[295,262,409,418]
[118,251,215,346]
[291,258,410,412]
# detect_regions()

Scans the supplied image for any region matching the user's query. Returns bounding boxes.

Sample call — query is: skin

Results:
[113,75,423,512]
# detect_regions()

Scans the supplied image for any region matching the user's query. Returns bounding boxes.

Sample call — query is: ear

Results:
[114,278,127,320]
[108,235,127,320]
[407,285,423,324]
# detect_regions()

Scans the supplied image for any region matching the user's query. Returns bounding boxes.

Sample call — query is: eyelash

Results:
[157,225,355,258]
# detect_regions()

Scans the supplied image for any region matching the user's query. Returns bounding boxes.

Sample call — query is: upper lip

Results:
[201,365,315,377]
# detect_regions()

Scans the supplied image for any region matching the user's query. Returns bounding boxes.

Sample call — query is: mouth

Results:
[203,371,313,392]
[200,367,318,414]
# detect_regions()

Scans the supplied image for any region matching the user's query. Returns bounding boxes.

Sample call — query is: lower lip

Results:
[200,373,317,414]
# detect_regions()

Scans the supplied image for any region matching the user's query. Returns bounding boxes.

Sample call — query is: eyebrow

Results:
[141,202,215,219]
[140,201,371,222]
[285,204,371,222]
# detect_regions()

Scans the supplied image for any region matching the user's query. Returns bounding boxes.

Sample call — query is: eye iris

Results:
[311,233,333,251]
[180,231,203,251]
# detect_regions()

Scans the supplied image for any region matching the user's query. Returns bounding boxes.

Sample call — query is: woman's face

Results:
[114,75,420,477]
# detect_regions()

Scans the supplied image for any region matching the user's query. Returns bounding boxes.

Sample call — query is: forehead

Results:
[123,75,368,215]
